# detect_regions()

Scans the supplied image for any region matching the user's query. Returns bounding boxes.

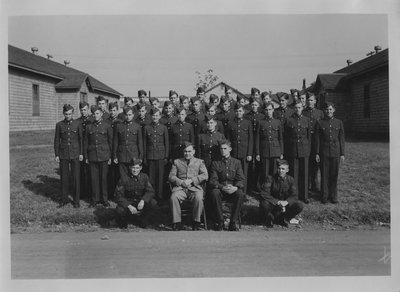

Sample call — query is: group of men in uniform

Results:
[54,86,345,230]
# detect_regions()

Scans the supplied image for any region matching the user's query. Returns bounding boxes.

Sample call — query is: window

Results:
[364,84,370,118]
[80,92,88,103]
[32,84,40,116]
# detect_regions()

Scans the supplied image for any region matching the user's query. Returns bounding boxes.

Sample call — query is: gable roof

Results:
[334,48,388,77]
[314,73,348,91]
[204,81,248,99]
[8,45,122,97]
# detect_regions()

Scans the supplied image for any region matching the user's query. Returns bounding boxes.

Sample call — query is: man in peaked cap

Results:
[114,158,157,229]
[208,139,246,231]
[54,104,83,208]
[315,102,345,204]
[169,142,208,231]
[143,107,169,203]
[258,159,304,228]
[226,103,253,194]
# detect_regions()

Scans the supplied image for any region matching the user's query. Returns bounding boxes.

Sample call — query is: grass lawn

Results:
[9,140,389,232]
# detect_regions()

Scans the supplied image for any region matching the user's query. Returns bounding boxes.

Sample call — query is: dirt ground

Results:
[11,229,390,279]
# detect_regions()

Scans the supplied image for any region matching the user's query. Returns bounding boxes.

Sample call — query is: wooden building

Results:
[313,48,388,139]
[8,45,122,131]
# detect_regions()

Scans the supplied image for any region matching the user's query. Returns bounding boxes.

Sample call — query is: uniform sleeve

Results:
[83,125,89,159]
[54,123,60,157]
[286,177,298,204]
[164,126,169,159]
[142,175,155,203]
[209,162,223,189]
[234,160,246,189]
[278,120,284,155]
[78,122,83,156]
[195,135,202,159]
[107,124,113,154]
[114,179,130,208]
[315,121,321,155]
[339,120,345,156]
[112,124,119,160]
[168,160,183,186]
[254,121,260,156]
[191,159,208,186]
[143,126,148,162]
[189,124,195,144]
[247,121,253,157]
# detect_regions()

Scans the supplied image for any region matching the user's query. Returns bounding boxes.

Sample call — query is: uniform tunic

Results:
[186,111,205,136]
[77,115,93,198]
[215,110,235,137]
[315,116,345,202]
[196,130,225,168]
[169,121,195,159]
[54,119,83,204]
[107,116,123,199]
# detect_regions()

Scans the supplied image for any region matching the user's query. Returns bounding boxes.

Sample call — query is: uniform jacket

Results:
[274,107,294,122]
[226,117,253,158]
[101,111,110,120]
[77,115,93,137]
[54,119,83,160]
[196,131,225,167]
[260,174,298,205]
[170,121,195,159]
[215,110,235,137]
[244,111,265,135]
[113,120,143,162]
[186,111,205,136]
[284,113,311,158]
[255,117,283,158]
[209,156,245,190]
[315,117,345,157]
[84,119,113,162]
[114,172,155,208]
[303,107,324,153]
[135,115,152,132]
[168,157,208,192]
[143,122,169,160]
[199,119,224,135]
[160,114,178,134]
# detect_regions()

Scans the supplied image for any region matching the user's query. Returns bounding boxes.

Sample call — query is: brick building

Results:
[313,48,389,139]
[8,45,123,131]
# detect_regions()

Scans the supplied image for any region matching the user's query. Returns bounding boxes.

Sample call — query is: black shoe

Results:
[228,222,239,231]
[192,221,201,231]
[265,214,274,228]
[303,198,310,204]
[102,201,110,207]
[73,202,80,208]
[57,202,68,208]
[213,221,223,231]
[172,222,183,231]
[280,218,289,228]
[118,222,128,229]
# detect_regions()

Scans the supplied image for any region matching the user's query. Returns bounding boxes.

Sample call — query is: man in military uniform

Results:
[117,96,136,121]
[215,95,235,137]
[283,101,311,204]
[160,101,178,134]
[170,107,195,160]
[199,104,224,134]
[84,106,113,207]
[303,94,324,192]
[113,106,143,178]
[196,114,225,169]
[186,97,205,136]
[168,90,180,109]
[274,93,294,122]
[255,102,284,187]
[226,103,253,193]
[135,103,152,134]
[208,93,220,112]
[225,87,237,109]
[149,97,161,111]
[179,95,192,116]
[259,159,303,227]
[107,102,123,200]
[169,142,208,231]
[208,140,246,231]
[244,87,261,112]
[114,159,156,228]
[245,97,265,193]
[54,104,83,208]
[135,89,151,112]
[315,102,345,204]
[77,101,93,199]
[96,95,110,120]
[143,107,169,203]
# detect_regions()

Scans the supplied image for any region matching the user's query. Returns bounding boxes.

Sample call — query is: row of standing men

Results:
[54,87,345,212]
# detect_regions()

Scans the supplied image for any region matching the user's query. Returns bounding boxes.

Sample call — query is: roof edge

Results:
[9,63,64,80]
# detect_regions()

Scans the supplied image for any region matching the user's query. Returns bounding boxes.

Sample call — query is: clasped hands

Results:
[128,200,144,215]
[222,184,238,195]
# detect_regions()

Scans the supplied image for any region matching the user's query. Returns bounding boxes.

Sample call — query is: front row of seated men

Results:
[114,140,303,231]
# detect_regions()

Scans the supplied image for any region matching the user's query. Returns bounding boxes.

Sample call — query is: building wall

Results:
[9,68,58,131]
[349,67,389,136]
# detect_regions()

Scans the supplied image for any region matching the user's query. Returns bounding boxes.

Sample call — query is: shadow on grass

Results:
[22,175,61,203]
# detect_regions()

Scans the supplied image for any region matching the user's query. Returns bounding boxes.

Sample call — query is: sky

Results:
[8,14,388,97]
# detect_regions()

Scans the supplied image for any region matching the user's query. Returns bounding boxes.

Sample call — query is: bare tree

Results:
[194,69,219,91]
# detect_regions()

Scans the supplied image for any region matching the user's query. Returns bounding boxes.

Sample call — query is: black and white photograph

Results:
[1,0,399,291]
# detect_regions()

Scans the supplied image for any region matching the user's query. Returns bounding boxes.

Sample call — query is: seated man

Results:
[169,142,208,231]
[259,159,304,228]
[114,159,156,228]
[208,140,245,231]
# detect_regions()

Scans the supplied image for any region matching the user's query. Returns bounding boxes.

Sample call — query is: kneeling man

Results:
[259,159,304,227]
[169,142,208,231]
[114,159,156,228]
[208,140,246,231]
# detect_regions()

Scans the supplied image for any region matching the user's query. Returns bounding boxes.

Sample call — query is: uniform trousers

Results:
[288,157,309,202]
[247,159,261,193]
[259,200,303,223]
[208,188,245,223]
[147,159,166,201]
[308,155,320,191]
[89,161,109,203]
[59,159,80,204]
[108,161,120,200]
[80,161,91,199]
[237,157,249,194]
[170,189,204,223]
[260,157,278,185]
[320,157,340,202]
[115,200,154,228]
